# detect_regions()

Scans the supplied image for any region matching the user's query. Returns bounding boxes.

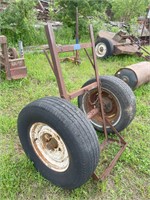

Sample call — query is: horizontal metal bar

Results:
[68,82,98,99]
[9,58,24,62]
[115,42,134,46]
[57,43,92,53]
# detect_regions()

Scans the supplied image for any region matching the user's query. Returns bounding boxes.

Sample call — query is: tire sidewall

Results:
[78,76,135,133]
[18,102,97,188]
[95,37,114,58]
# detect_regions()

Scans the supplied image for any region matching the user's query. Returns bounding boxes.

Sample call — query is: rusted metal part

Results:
[93,141,127,181]
[92,116,127,181]
[97,30,140,56]
[82,88,121,128]
[114,44,141,55]
[43,49,54,72]
[140,6,150,45]
[90,25,108,137]
[45,24,69,100]
[0,35,27,80]
[8,48,18,59]
[45,23,127,181]
[69,82,98,99]
[30,122,70,172]
[115,61,150,90]
[128,36,150,60]
[0,36,11,79]
[57,43,92,53]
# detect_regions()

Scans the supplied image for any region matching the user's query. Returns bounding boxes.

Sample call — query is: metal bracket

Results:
[44,23,127,181]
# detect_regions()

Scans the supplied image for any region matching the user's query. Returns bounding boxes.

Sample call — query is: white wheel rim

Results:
[29,122,69,172]
[95,42,107,57]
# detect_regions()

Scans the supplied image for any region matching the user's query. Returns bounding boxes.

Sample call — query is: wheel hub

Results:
[95,42,107,57]
[42,134,58,150]
[83,88,121,128]
[30,122,69,172]
[103,97,113,113]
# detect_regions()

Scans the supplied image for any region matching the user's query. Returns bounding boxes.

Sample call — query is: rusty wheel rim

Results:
[29,122,69,172]
[82,88,121,128]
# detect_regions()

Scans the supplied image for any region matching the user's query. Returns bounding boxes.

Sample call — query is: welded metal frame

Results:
[44,23,127,181]
[0,36,11,79]
[0,35,27,80]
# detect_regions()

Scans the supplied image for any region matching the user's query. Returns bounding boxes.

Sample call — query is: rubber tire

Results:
[115,68,137,90]
[95,37,114,59]
[78,76,136,133]
[18,96,100,189]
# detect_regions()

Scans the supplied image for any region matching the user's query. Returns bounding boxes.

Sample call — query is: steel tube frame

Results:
[44,23,127,181]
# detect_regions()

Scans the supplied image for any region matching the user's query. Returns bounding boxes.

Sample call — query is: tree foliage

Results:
[0,0,149,45]
[50,0,149,38]
[50,0,110,36]
[110,0,149,22]
[0,0,45,46]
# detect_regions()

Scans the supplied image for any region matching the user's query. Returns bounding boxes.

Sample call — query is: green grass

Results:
[0,50,150,200]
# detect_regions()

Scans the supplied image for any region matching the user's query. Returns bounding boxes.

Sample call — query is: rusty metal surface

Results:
[69,82,98,99]
[97,30,140,55]
[45,23,127,182]
[10,66,27,80]
[0,35,27,80]
[82,88,121,128]
[97,31,116,43]
[114,44,139,55]
[45,23,69,99]
[140,5,150,45]
[8,47,18,59]
[115,61,150,89]
[57,43,92,53]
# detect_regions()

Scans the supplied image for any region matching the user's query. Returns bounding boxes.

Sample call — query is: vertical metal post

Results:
[147,6,150,45]
[75,7,79,62]
[19,41,24,58]
[1,38,11,80]
[45,24,68,99]
[89,24,108,139]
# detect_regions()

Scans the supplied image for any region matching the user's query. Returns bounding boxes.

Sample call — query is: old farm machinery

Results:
[17,24,136,189]
[0,35,27,80]
[95,6,150,59]
[138,5,150,46]
[115,61,150,90]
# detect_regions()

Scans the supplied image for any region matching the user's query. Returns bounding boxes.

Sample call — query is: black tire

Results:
[78,76,136,133]
[18,96,100,189]
[95,37,114,59]
[115,68,138,90]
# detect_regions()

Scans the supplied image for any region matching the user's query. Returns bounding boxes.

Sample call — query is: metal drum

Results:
[115,61,150,90]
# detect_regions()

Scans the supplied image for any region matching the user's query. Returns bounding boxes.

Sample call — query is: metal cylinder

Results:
[115,61,150,90]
